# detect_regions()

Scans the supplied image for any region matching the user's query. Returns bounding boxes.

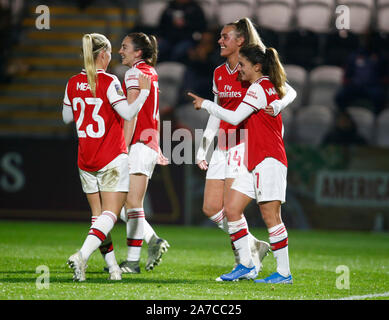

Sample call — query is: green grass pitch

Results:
[1,220,388,300]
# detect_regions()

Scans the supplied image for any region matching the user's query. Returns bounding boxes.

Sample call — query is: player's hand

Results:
[264,105,276,116]
[138,73,151,91]
[197,160,208,170]
[157,148,169,166]
[187,92,204,110]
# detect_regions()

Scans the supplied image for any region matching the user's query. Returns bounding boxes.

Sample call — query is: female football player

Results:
[63,33,151,281]
[117,32,169,274]
[195,18,296,273]
[189,44,293,283]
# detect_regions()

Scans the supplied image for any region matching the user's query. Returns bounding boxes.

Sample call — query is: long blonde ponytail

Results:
[227,17,266,53]
[82,33,111,96]
[82,34,97,96]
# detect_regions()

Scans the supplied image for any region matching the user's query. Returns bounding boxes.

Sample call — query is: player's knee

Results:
[261,213,273,228]
[259,204,281,228]
[223,203,241,221]
[202,202,223,217]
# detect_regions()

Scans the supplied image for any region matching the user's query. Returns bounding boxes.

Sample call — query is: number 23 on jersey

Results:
[72,97,105,138]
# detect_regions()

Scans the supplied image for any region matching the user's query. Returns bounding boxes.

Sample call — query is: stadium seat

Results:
[375,108,389,147]
[337,0,375,34]
[138,0,168,28]
[308,65,343,109]
[156,62,187,113]
[296,0,335,33]
[197,0,218,25]
[294,1,336,64]
[294,105,334,145]
[216,0,256,26]
[284,64,308,111]
[377,0,389,33]
[255,0,296,32]
[346,106,375,144]
[255,0,296,58]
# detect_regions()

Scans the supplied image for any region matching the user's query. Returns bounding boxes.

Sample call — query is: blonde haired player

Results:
[196,18,296,273]
[117,32,170,274]
[63,33,151,281]
[190,44,293,283]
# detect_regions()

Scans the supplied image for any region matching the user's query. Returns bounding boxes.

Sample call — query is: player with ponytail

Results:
[118,32,170,274]
[195,17,296,275]
[82,33,110,97]
[63,33,151,282]
[243,46,287,99]
[189,44,294,283]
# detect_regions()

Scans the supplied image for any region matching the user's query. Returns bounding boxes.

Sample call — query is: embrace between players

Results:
[62,17,296,284]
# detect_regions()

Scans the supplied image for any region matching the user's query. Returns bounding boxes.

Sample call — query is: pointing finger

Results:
[187,92,198,100]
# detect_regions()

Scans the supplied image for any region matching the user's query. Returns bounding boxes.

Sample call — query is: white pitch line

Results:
[337,292,389,300]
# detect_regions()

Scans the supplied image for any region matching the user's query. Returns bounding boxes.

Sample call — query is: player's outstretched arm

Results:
[188,92,253,126]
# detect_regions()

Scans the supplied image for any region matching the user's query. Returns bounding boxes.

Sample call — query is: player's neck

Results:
[226,55,239,71]
[95,61,106,71]
[251,72,264,83]
[131,59,144,67]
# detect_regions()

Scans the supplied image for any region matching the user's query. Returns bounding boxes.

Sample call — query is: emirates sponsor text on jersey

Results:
[218,84,242,98]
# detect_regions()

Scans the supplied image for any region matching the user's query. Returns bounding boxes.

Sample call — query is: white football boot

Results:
[146,235,170,271]
[108,265,122,281]
[67,251,87,282]
[250,238,271,273]
[232,236,270,272]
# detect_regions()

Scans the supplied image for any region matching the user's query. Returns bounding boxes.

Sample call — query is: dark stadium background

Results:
[0,0,388,232]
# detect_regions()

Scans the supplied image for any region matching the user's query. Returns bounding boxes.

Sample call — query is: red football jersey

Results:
[63,69,128,172]
[212,63,250,150]
[241,76,287,171]
[123,59,159,152]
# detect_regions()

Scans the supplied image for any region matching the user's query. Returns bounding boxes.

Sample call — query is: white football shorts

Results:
[79,153,130,193]
[206,143,246,180]
[128,142,158,178]
[231,157,287,203]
